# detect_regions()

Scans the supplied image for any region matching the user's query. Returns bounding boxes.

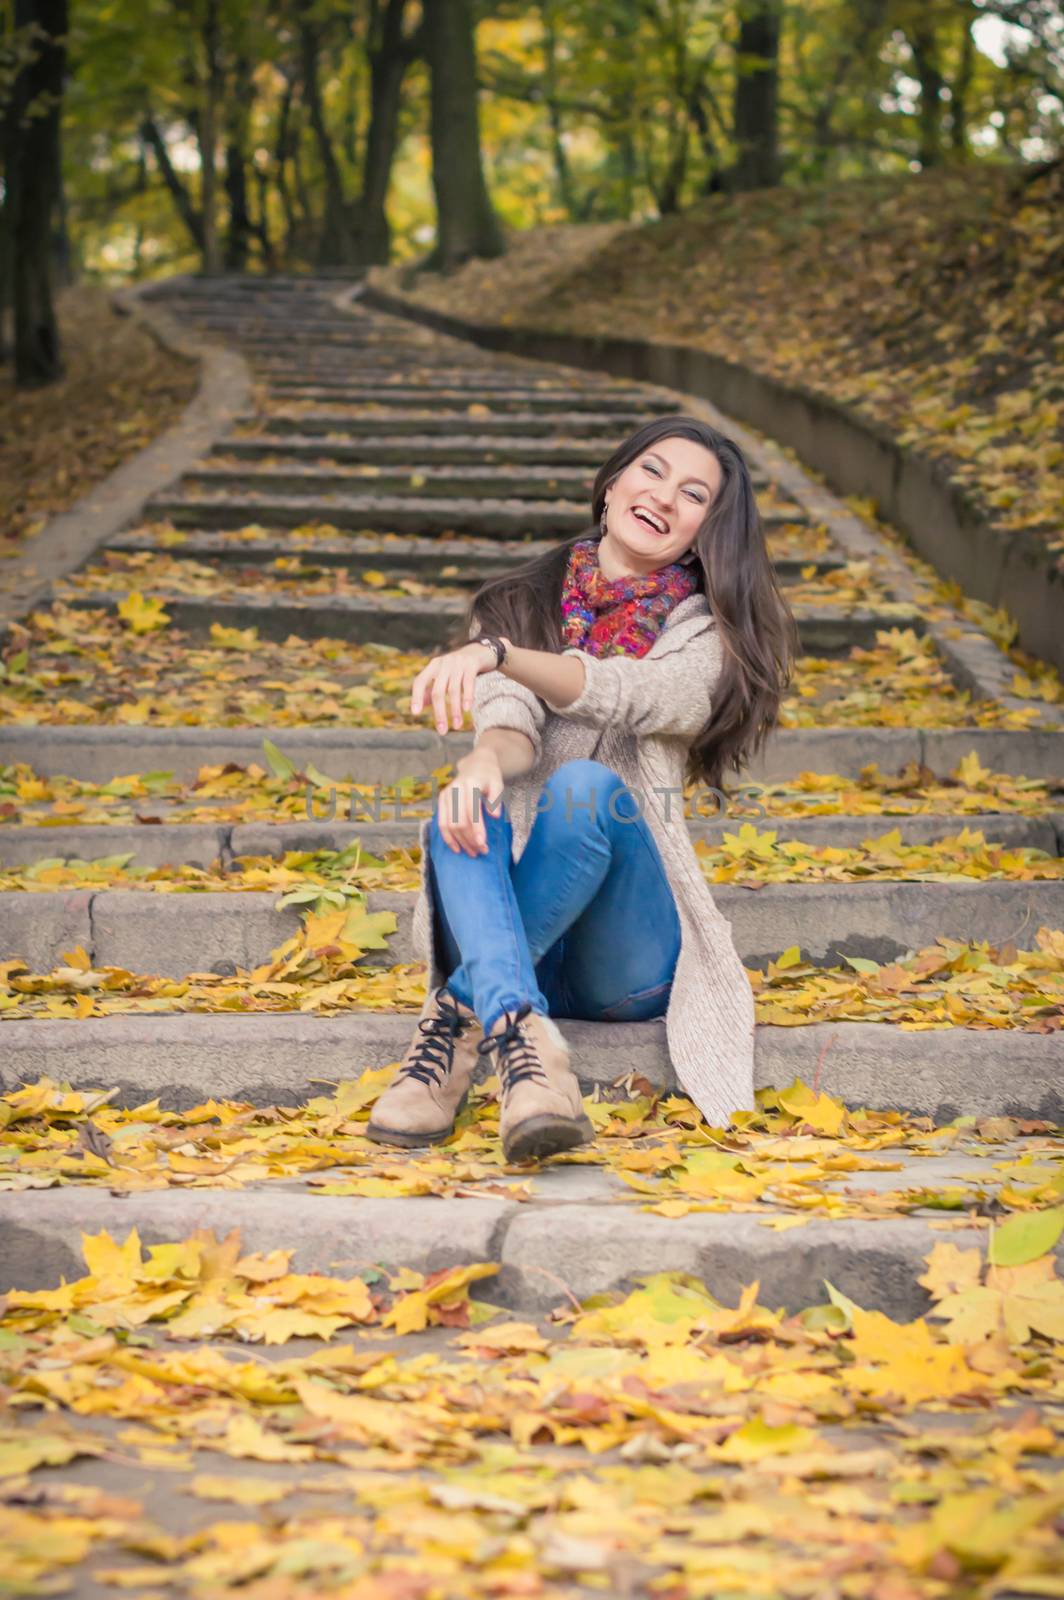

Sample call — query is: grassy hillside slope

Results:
[370,163,1063,574]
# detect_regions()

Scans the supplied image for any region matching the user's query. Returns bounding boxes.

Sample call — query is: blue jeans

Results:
[426,758,682,1035]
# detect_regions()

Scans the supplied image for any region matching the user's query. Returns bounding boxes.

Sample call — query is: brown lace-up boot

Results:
[476,1002,594,1163]
[366,986,483,1147]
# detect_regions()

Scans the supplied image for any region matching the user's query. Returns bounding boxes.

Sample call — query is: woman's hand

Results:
[411,640,506,734]
[437,750,505,856]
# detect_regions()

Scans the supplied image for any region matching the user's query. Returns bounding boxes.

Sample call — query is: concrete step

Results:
[222,433,770,473]
[4,723,1062,784]
[258,383,681,414]
[3,877,1061,979]
[146,490,591,537]
[3,811,1058,870]
[188,462,600,501]
[106,527,841,581]
[183,463,806,517]
[2,1011,1059,1122]
[56,591,463,649]
[244,411,673,438]
[251,364,664,394]
[9,1177,1059,1316]
[108,529,562,575]
[52,590,919,653]
[186,461,568,499]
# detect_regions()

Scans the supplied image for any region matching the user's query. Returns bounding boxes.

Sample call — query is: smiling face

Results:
[600,434,723,578]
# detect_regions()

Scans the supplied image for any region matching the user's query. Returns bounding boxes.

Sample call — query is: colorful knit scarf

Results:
[560,537,700,659]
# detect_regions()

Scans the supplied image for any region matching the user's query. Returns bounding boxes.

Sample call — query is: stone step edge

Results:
[50,592,922,652]
[225,429,756,465]
[2,724,1062,786]
[2,1013,1060,1125]
[3,811,1060,869]
[4,1185,1064,1318]
[107,532,824,575]
[3,879,1062,981]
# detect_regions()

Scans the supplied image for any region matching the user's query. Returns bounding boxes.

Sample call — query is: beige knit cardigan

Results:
[409,592,756,1125]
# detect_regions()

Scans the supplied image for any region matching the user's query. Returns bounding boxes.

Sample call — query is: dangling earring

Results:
[599,503,609,538]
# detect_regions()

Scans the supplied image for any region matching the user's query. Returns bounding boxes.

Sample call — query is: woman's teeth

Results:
[632,507,668,534]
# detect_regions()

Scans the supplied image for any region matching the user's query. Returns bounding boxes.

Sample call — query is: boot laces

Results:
[400,991,470,1087]
[477,1003,550,1090]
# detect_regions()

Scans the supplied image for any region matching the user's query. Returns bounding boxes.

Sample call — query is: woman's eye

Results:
[643,461,660,475]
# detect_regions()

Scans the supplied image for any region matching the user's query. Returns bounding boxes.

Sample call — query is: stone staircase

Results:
[1,273,1061,1306]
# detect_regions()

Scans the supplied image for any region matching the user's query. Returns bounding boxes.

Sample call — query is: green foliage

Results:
[55,0,1062,280]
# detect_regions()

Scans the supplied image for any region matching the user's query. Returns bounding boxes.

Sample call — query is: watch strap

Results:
[475,634,507,668]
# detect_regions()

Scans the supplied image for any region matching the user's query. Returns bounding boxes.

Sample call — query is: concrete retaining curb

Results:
[4,1183,1062,1319]
[357,282,1064,677]
[1,1012,1059,1121]
[0,283,251,636]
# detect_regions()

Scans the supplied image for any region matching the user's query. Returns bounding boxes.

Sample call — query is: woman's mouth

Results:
[630,505,670,536]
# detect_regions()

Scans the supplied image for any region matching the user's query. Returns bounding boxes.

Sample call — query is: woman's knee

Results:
[543,759,633,828]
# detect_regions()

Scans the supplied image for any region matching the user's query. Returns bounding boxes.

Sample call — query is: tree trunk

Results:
[251,163,276,270]
[540,1,576,217]
[355,0,418,265]
[0,43,16,363]
[299,1,353,265]
[198,0,222,273]
[729,0,782,190]
[422,0,504,272]
[141,116,205,250]
[291,119,316,253]
[602,0,640,220]
[131,138,148,278]
[224,57,254,271]
[950,1,976,157]
[273,82,298,261]
[908,19,944,168]
[7,0,68,386]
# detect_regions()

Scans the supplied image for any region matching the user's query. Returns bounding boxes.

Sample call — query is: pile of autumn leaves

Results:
[1,1214,1062,1596]
[1,1074,1062,1594]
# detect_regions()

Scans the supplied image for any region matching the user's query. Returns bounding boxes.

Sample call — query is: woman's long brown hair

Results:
[445,415,799,792]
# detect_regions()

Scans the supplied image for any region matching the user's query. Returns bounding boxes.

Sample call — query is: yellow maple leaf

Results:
[116,591,170,633]
[918,1241,983,1301]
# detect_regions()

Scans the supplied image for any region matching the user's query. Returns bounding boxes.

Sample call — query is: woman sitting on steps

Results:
[367,415,798,1163]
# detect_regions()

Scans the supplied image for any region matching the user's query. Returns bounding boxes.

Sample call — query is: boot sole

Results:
[366,1091,469,1148]
[503,1112,595,1164]
[364,1121,454,1148]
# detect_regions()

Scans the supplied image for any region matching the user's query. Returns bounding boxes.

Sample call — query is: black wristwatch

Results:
[474,634,508,669]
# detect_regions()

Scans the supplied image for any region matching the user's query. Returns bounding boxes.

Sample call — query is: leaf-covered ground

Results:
[3,924,1062,1030]
[369,162,1064,573]
[0,288,197,557]
[2,749,1057,827]
[3,1072,1063,1212]
[1,603,1058,730]
[0,1128,1061,1597]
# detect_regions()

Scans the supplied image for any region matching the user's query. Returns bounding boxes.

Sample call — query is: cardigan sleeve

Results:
[540,621,723,740]
[468,614,546,761]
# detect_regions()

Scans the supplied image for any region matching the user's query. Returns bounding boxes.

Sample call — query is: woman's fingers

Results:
[438,777,491,856]
[449,668,464,731]
[410,660,436,717]
[429,671,450,734]
[412,647,486,728]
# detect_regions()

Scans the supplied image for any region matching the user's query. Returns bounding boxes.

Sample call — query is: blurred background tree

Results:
[1,0,1060,385]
